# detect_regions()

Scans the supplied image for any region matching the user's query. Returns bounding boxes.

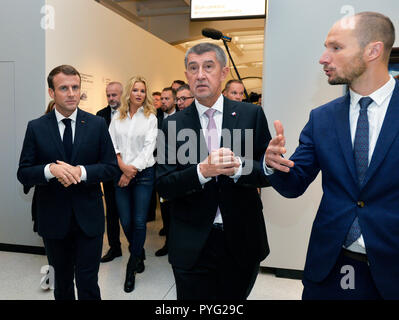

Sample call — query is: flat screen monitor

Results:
[190,0,266,21]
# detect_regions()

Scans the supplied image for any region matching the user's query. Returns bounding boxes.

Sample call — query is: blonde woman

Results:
[109,76,157,293]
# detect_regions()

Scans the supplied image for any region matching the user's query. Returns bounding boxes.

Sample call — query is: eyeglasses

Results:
[176,96,194,102]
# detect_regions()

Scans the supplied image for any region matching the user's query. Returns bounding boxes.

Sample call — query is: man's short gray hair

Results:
[184,42,227,68]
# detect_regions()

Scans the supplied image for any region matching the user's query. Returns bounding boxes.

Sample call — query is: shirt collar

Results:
[127,106,144,118]
[195,94,224,117]
[350,75,395,108]
[54,107,78,123]
[164,108,176,118]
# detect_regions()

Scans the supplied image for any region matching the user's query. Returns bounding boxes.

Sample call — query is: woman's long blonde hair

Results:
[118,76,156,120]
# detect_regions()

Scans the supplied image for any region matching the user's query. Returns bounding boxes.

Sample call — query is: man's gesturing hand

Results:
[199,147,240,178]
[264,120,294,173]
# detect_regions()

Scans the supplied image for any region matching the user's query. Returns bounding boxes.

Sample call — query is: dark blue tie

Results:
[62,118,73,162]
[344,96,373,248]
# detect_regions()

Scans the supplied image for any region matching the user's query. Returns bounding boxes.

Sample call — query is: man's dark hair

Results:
[152,91,161,97]
[162,87,177,98]
[176,84,191,94]
[47,65,81,90]
[172,80,186,87]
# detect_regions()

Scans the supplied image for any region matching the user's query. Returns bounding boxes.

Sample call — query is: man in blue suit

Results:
[265,12,397,299]
[17,65,118,300]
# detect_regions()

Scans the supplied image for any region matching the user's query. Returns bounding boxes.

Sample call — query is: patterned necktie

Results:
[344,96,373,248]
[62,118,73,162]
[204,108,218,152]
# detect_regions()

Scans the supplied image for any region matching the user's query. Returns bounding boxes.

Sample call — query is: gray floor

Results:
[0,215,303,300]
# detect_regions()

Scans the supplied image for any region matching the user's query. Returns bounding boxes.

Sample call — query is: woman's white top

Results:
[109,107,157,171]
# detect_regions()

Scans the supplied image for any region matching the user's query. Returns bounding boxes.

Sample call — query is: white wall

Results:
[0,0,46,247]
[261,0,399,270]
[46,0,186,114]
[1,0,187,249]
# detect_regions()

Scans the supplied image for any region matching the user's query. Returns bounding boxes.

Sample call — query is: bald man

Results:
[97,81,123,263]
[265,12,398,299]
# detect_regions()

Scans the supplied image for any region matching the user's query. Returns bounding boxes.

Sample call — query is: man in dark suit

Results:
[156,43,271,300]
[96,81,123,263]
[154,87,177,257]
[17,65,118,300]
[265,12,398,299]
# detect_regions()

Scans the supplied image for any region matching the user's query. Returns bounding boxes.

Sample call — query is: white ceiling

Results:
[96,0,265,91]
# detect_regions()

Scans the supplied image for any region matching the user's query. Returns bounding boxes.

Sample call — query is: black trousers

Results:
[103,181,121,250]
[160,200,171,244]
[147,189,157,222]
[172,227,259,300]
[42,215,103,300]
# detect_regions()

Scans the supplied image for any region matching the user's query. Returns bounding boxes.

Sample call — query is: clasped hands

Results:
[118,164,138,188]
[264,120,294,172]
[199,147,241,178]
[49,160,82,188]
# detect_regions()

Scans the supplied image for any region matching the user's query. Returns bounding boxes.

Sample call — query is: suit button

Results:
[357,201,365,208]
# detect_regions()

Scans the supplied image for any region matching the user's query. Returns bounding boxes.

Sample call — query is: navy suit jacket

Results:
[268,80,399,298]
[17,108,119,239]
[156,98,271,270]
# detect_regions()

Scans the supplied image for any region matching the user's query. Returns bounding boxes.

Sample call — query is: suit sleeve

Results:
[83,118,119,184]
[17,121,48,186]
[234,106,272,188]
[267,110,320,198]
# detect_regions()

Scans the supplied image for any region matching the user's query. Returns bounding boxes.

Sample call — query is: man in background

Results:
[223,79,245,102]
[152,91,162,109]
[154,87,177,256]
[97,81,124,263]
[176,84,194,111]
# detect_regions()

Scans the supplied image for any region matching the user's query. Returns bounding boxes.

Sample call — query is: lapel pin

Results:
[232,112,237,116]
[81,120,85,124]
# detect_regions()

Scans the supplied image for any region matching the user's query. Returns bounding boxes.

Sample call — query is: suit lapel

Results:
[105,106,111,126]
[47,110,66,159]
[221,99,239,147]
[363,81,399,187]
[184,103,207,161]
[333,93,358,185]
[71,108,87,163]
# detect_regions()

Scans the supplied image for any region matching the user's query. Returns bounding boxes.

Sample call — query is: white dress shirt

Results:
[263,76,396,254]
[109,107,157,171]
[346,75,395,253]
[163,108,176,119]
[195,94,242,224]
[44,108,87,181]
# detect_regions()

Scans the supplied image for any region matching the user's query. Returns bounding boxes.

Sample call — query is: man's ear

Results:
[365,41,384,62]
[48,88,55,99]
[221,66,229,82]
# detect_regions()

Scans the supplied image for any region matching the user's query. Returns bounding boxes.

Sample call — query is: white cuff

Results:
[262,155,275,176]
[197,164,212,186]
[229,157,242,183]
[79,165,87,181]
[44,163,55,181]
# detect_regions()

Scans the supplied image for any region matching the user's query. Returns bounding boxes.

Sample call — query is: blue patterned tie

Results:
[344,97,373,248]
[62,118,73,162]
